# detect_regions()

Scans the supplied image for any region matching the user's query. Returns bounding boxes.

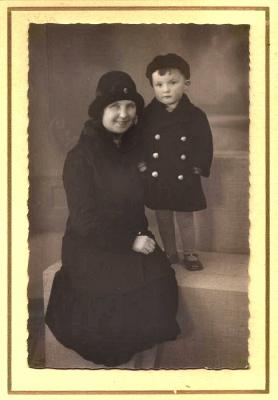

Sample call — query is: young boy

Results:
[141,53,213,270]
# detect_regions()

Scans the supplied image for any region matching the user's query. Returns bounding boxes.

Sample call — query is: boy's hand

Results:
[193,166,202,175]
[132,235,156,255]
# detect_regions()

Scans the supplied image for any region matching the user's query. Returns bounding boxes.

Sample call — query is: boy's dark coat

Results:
[141,95,213,211]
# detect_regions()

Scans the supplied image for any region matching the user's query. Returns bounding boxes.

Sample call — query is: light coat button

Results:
[177,174,184,180]
[154,134,161,140]
[180,136,187,142]
[152,152,159,159]
[152,171,159,177]
[180,154,186,160]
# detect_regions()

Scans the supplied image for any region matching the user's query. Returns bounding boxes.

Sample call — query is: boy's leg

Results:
[155,210,178,263]
[175,211,195,253]
[175,211,203,271]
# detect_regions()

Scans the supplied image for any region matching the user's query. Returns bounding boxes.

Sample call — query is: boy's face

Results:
[151,68,187,110]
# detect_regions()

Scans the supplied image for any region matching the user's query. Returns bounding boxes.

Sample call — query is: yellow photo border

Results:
[1,0,277,398]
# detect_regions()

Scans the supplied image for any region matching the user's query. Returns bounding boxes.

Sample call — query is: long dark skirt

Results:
[45,265,180,367]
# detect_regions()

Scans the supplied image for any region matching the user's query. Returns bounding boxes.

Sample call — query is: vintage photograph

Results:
[27,23,250,370]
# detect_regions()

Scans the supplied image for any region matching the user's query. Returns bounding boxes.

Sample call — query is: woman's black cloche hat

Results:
[88,71,144,119]
[146,53,190,84]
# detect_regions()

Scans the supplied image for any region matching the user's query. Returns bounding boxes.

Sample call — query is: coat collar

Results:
[79,119,142,154]
[144,94,195,129]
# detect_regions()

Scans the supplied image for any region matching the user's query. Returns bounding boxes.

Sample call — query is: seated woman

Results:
[45,71,180,368]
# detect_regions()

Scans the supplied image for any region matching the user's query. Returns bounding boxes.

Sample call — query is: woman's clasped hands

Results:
[132,235,156,255]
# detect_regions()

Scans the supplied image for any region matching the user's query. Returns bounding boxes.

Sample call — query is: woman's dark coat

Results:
[45,120,180,367]
[141,95,213,211]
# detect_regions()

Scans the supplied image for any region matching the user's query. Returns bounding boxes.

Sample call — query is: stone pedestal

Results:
[159,251,249,369]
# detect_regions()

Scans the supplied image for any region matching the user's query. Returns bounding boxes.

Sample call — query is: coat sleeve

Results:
[192,111,213,177]
[63,149,138,251]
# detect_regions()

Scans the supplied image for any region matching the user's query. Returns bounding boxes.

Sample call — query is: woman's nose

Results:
[118,106,128,118]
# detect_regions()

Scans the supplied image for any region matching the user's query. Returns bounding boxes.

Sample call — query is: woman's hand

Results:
[132,235,156,255]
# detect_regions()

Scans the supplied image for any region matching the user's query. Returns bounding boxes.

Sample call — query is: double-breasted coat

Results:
[45,120,180,367]
[141,95,213,211]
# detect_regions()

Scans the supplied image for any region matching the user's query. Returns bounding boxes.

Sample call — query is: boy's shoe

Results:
[183,253,204,271]
[167,253,180,265]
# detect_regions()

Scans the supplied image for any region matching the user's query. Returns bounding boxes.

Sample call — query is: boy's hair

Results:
[146,53,190,85]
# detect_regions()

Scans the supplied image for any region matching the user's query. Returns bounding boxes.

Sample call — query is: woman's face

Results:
[102,100,137,134]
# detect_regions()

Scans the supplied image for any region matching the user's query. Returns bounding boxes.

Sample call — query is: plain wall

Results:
[28,24,249,298]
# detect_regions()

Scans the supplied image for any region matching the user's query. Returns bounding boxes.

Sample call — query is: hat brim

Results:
[88,92,144,119]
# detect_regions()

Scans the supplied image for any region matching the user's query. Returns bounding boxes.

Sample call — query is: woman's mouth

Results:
[116,120,129,126]
[115,120,131,129]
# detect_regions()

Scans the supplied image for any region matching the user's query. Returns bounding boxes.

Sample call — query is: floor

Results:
[28,298,45,368]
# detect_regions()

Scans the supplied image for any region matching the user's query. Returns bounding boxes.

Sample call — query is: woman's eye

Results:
[109,103,120,110]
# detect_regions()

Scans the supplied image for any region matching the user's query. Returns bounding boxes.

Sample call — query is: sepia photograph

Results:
[27,23,250,371]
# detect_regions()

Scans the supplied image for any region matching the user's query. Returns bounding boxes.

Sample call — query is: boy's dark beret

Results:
[146,53,190,83]
[88,71,144,119]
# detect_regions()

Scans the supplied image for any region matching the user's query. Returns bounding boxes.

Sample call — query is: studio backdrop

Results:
[28,23,249,299]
